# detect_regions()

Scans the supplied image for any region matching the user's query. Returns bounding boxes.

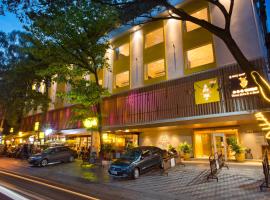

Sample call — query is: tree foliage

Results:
[0,31,50,134]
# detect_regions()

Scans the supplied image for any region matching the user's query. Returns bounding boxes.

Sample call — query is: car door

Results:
[50,147,63,163]
[149,147,162,167]
[140,149,153,172]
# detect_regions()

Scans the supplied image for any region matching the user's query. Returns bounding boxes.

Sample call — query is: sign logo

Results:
[194,78,220,105]
[229,73,259,97]
[239,76,248,89]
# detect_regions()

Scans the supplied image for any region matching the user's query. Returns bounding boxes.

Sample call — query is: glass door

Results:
[212,133,227,161]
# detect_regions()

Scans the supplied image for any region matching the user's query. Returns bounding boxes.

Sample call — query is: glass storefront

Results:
[102,132,139,150]
[194,129,238,160]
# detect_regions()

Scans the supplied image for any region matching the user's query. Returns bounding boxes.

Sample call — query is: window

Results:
[98,79,103,86]
[186,44,214,68]
[115,71,129,88]
[145,28,164,48]
[145,59,165,80]
[115,43,129,60]
[186,8,208,32]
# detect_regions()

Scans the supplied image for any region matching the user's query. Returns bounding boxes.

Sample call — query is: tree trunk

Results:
[221,32,270,102]
[94,71,103,157]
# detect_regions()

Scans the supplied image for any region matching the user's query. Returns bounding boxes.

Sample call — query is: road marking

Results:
[0,180,51,200]
[0,170,100,200]
[0,185,29,200]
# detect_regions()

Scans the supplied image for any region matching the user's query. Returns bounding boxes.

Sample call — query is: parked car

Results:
[108,146,165,179]
[28,146,77,167]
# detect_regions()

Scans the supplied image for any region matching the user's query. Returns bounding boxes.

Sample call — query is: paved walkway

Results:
[0,157,269,200]
[108,163,268,200]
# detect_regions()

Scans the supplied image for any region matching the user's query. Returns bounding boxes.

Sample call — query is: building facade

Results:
[5,0,270,160]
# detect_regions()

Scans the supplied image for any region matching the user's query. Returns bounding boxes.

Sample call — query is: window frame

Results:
[185,43,215,69]
[185,7,210,32]
[114,70,130,89]
[144,59,166,80]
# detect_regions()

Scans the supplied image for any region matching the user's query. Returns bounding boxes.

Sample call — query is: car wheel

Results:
[133,168,140,179]
[69,156,74,162]
[40,159,48,167]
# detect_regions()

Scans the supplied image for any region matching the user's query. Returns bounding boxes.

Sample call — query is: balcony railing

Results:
[102,58,270,129]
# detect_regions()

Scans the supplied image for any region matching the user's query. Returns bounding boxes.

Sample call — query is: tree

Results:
[102,0,270,103]
[0,31,50,134]
[9,1,119,152]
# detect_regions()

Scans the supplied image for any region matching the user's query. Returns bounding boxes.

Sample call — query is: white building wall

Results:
[210,0,266,67]
[104,48,114,93]
[130,29,144,88]
[164,19,184,79]
[140,129,192,150]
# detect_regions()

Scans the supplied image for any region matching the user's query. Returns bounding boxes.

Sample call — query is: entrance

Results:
[194,129,238,160]
[212,133,227,161]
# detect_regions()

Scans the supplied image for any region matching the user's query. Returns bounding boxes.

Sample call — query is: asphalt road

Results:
[0,170,99,200]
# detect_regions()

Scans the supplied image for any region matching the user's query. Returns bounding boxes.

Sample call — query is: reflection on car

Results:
[28,146,77,167]
[108,146,165,179]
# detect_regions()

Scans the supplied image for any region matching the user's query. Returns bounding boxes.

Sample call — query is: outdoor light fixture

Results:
[83,117,98,129]
[255,112,270,139]
[10,128,14,133]
[45,128,53,136]
[34,122,40,131]
[18,131,23,137]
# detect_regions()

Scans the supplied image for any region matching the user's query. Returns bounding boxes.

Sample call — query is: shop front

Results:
[102,131,139,151]
[194,128,238,160]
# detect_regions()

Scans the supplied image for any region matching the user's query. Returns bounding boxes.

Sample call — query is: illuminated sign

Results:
[83,117,98,129]
[194,78,220,105]
[229,73,259,97]
[34,122,40,131]
[255,112,270,139]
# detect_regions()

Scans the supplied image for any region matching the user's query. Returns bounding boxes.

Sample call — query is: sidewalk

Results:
[184,158,262,167]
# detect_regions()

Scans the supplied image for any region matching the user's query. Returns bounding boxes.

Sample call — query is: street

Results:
[0,157,270,200]
[0,170,98,200]
[0,157,164,200]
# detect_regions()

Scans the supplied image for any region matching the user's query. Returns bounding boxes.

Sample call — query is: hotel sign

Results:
[229,73,259,97]
[194,78,220,105]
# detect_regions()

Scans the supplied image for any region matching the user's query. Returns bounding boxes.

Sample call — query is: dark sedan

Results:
[28,146,77,167]
[108,146,165,179]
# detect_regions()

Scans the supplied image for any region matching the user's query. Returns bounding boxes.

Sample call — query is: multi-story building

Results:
[8,0,270,160]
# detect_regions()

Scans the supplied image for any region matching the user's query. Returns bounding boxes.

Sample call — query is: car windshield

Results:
[42,148,53,154]
[121,150,141,160]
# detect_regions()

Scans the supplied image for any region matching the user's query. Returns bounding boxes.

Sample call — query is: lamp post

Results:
[83,117,98,153]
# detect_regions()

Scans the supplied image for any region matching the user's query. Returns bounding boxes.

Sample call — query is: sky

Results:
[0,1,270,33]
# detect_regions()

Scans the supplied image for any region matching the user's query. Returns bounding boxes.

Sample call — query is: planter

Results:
[235,152,245,162]
[183,153,191,160]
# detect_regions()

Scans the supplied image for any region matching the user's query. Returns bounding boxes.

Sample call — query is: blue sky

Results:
[0,2,270,33]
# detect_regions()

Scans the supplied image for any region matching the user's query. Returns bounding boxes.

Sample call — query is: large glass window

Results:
[115,43,129,60]
[186,8,208,32]
[115,71,129,88]
[145,59,165,80]
[186,43,214,68]
[145,28,164,48]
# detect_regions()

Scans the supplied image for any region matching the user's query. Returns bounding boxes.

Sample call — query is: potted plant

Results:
[178,142,192,160]
[227,137,245,162]
[168,145,178,157]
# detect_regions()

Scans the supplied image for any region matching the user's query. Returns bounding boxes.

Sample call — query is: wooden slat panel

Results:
[103,58,270,128]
